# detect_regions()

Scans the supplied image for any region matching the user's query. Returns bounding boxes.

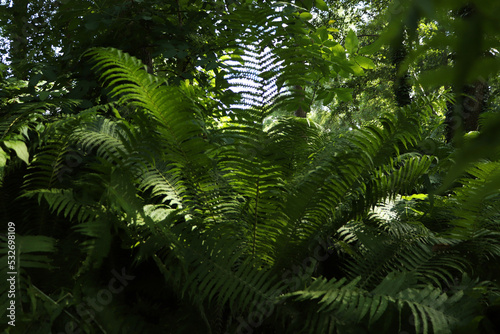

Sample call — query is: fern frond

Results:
[338,219,465,289]
[0,234,56,324]
[282,272,472,334]
[86,48,207,159]
[22,188,97,223]
[144,216,282,321]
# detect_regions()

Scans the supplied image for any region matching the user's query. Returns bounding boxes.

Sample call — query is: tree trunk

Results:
[294,85,307,118]
[444,4,489,142]
[445,80,489,142]
[391,30,411,107]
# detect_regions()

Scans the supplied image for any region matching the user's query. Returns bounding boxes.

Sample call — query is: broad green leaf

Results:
[39,91,50,101]
[317,89,335,105]
[299,12,313,21]
[359,38,384,54]
[317,27,328,42]
[331,43,346,58]
[354,55,375,69]
[323,40,338,47]
[301,0,314,10]
[316,88,329,100]
[349,61,365,76]
[3,140,29,164]
[339,69,351,78]
[324,91,335,105]
[333,88,353,102]
[29,73,42,87]
[0,147,7,167]
[345,29,359,54]
[315,0,328,11]
[311,33,322,44]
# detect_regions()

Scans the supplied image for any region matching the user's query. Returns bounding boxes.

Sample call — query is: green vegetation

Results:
[1,0,499,333]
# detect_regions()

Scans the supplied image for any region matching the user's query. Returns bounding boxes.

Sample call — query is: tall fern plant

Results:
[5,3,499,334]
[15,51,466,333]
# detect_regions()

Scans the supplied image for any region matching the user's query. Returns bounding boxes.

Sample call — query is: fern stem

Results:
[252,176,260,260]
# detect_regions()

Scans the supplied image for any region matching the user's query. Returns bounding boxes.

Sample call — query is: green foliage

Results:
[5,45,494,332]
[1,0,499,333]
[280,273,481,334]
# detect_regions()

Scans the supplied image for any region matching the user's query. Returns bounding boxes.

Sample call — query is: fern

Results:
[0,234,56,326]
[338,219,465,289]
[281,272,479,334]
[19,47,482,333]
[8,3,499,333]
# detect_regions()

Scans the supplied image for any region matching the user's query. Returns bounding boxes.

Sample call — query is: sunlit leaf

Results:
[315,0,329,11]
[345,29,359,54]
[333,87,353,102]
[354,55,375,69]
[299,12,313,20]
[3,140,29,164]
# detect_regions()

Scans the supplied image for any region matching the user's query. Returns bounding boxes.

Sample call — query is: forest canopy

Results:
[1,0,500,333]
